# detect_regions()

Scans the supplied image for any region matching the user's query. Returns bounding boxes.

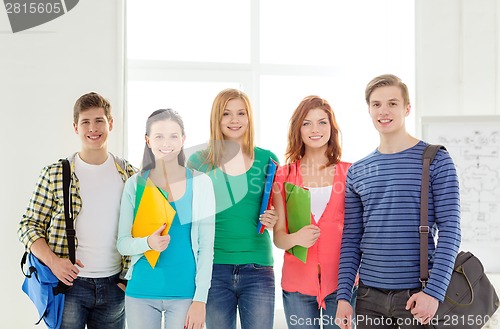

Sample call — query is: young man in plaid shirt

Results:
[18,92,137,329]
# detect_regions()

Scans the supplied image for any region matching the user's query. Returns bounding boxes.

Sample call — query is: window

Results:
[127,1,251,63]
[126,0,415,310]
[127,0,415,165]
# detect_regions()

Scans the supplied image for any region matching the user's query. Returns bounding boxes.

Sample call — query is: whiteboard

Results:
[421,116,500,272]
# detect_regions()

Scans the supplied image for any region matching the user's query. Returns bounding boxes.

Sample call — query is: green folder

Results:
[284,182,311,263]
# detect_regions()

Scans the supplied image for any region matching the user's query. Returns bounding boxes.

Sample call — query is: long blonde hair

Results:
[206,88,255,168]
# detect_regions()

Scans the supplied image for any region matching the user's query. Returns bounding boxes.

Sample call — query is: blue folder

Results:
[257,158,278,234]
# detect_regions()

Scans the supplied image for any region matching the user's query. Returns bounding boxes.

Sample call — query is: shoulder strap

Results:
[20,160,76,278]
[20,251,33,277]
[61,159,76,264]
[419,144,446,287]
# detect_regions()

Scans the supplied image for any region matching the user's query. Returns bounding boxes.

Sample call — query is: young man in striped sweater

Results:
[335,74,461,329]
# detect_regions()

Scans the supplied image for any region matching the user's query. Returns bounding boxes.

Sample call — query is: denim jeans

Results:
[206,264,275,329]
[283,287,358,329]
[125,296,192,329]
[60,273,125,329]
[355,282,424,329]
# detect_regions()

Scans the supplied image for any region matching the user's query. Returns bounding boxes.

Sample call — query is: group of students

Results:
[18,73,461,329]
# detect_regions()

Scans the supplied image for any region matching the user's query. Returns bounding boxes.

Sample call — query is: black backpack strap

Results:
[20,251,37,278]
[419,144,446,287]
[50,159,76,296]
[61,159,76,264]
[20,160,75,296]
[20,159,75,276]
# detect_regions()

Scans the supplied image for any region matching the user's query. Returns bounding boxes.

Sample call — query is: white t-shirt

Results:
[74,153,124,278]
[305,185,332,223]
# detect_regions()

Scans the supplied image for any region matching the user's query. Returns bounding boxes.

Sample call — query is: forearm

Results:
[30,238,60,268]
[117,235,150,256]
[424,221,461,302]
[192,214,215,302]
[193,242,213,302]
[273,229,300,250]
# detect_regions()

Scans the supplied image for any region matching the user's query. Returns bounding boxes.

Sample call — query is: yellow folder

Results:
[132,177,176,268]
[284,182,311,263]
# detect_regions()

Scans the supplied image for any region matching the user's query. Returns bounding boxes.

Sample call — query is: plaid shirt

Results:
[18,153,138,278]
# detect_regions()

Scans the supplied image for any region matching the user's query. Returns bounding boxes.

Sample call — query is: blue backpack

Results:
[22,252,66,329]
[20,159,74,329]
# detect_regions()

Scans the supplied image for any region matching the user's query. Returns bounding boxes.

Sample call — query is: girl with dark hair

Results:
[117,109,215,329]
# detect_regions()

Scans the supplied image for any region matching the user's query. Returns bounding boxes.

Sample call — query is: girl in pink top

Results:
[273,96,357,329]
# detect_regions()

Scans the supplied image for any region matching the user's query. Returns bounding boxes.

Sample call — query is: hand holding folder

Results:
[132,176,176,268]
[257,158,278,234]
[284,182,311,263]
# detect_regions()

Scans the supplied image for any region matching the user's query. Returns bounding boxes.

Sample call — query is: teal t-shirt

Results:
[126,169,196,299]
[187,147,278,266]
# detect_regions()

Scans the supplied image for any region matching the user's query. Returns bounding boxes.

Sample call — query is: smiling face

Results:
[146,119,185,162]
[300,108,331,151]
[368,85,410,136]
[220,98,249,143]
[73,107,113,152]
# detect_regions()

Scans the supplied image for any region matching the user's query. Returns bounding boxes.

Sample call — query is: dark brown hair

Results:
[73,92,112,124]
[141,109,186,171]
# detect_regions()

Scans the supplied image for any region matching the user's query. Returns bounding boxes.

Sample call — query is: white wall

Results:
[0,1,125,327]
[416,1,500,327]
[415,0,500,119]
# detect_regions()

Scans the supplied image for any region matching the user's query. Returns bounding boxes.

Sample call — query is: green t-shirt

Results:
[187,147,279,266]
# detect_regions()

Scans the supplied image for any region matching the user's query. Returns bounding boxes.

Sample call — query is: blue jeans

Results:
[60,273,125,329]
[356,282,424,329]
[125,296,192,329]
[206,264,275,329]
[283,287,358,329]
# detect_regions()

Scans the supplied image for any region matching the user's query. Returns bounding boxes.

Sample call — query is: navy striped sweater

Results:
[337,141,461,302]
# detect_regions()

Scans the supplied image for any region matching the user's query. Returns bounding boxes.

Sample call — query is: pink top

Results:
[275,160,351,309]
